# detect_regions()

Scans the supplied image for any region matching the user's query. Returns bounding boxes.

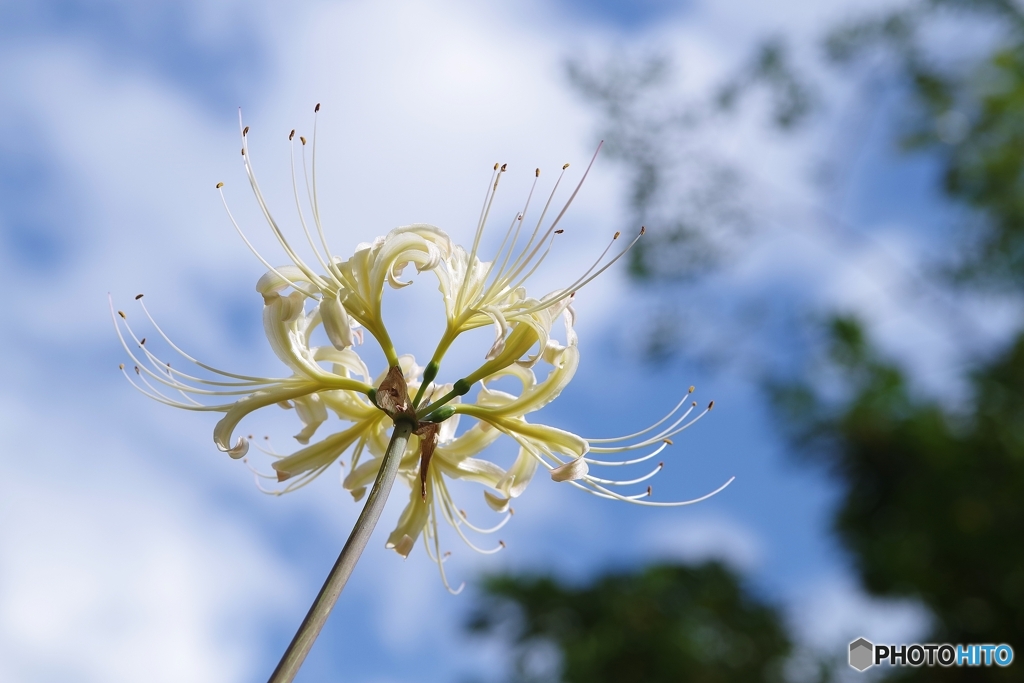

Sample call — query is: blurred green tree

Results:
[825,0,1024,288]
[467,561,801,683]
[773,318,1024,681]
[774,3,1024,678]
[472,3,1024,682]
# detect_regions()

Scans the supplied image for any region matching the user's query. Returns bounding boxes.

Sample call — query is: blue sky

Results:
[0,1,990,681]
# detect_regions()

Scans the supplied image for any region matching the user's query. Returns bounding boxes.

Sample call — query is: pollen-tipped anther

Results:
[242,126,249,136]
[289,130,295,140]
[314,103,320,112]
[135,293,144,300]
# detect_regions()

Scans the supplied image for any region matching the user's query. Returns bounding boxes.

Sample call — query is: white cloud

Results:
[0,399,296,683]
[640,514,764,572]
[789,574,932,653]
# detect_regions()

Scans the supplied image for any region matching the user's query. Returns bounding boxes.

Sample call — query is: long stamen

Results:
[588,402,698,454]
[253,462,333,496]
[544,141,602,238]
[584,462,664,486]
[456,164,505,316]
[436,477,510,535]
[428,490,465,595]
[289,131,335,280]
[501,164,570,282]
[239,116,329,291]
[436,481,505,554]
[476,210,524,303]
[503,231,561,297]
[304,104,339,275]
[118,364,231,412]
[116,317,206,397]
[601,402,713,452]
[254,436,288,459]
[111,307,261,400]
[217,185,315,297]
[567,476,735,508]
[585,440,671,466]
[480,170,541,299]
[135,298,289,383]
[517,227,644,318]
[587,389,694,443]
[452,506,512,535]
[124,333,264,397]
[499,143,602,289]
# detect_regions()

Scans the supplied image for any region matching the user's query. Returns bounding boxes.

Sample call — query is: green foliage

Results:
[565,47,802,283]
[773,318,1024,681]
[550,5,1024,682]
[467,562,797,683]
[717,38,816,130]
[826,0,1024,287]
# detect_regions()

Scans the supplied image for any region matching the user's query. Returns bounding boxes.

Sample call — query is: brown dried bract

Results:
[376,365,413,418]
[414,422,440,501]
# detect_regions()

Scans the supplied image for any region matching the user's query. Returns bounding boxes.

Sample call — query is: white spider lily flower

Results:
[116,112,732,596]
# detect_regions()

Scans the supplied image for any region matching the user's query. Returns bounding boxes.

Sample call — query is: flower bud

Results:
[320,289,354,350]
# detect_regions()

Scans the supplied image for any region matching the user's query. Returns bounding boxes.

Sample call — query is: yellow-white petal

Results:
[550,456,589,482]
[272,418,377,480]
[319,289,355,350]
[213,383,320,457]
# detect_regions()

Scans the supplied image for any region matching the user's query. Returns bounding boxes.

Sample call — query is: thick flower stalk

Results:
[114,106,732,681]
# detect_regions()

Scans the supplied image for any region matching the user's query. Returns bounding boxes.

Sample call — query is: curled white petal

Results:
[550,456,589,482]
[483,490,511,512]
[224,436,249,459]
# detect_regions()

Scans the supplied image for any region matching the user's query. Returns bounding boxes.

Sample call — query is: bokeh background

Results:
[2,0,1021,681]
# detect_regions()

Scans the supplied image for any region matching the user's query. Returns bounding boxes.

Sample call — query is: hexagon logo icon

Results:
[849,637,874,671]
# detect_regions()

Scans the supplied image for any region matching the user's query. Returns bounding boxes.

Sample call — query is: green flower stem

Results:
[411,360,440,408]
[417,379,471,419]
[266,418,415,683]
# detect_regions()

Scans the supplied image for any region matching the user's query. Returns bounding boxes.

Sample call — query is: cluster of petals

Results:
[114,112,731,589]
